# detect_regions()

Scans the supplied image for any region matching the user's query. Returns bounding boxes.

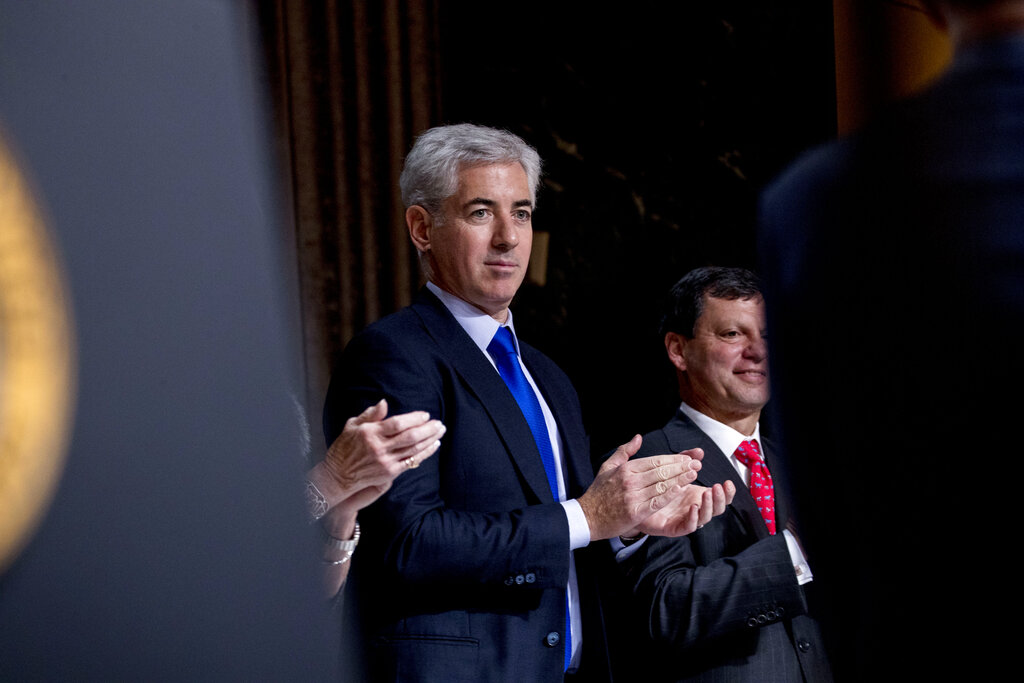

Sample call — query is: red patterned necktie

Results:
[733,439,776,535]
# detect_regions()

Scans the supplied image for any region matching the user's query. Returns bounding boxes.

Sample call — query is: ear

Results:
[407,206,433,253]
[665,332,688,373]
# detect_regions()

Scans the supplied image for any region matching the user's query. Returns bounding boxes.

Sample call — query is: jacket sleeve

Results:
[623,520,808,649]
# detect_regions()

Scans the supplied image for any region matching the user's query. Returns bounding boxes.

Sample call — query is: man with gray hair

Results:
[324,124,734,681]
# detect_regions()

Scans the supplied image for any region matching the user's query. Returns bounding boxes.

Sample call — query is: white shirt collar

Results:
[678,401,762,477]
[425,281,519,357]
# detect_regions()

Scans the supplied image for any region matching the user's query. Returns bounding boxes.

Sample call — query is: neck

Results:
[725,414,759,437]
[681,395,760,436]
[426,280,509,323]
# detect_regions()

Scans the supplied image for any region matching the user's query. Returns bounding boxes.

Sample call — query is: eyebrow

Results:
[462,198,533,210]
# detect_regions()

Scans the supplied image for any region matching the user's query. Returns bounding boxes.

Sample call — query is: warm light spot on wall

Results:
[0,136,76,573]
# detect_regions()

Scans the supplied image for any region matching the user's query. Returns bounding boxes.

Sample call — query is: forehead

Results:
[452,162,530,199]
[698,295,765,325]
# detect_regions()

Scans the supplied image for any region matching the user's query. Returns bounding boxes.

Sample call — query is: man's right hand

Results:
[577,434,703,541]
[628,474,737,538]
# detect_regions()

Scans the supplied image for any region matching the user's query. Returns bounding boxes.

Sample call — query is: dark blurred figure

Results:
[759,1,1024,679]
[621,267,831,683]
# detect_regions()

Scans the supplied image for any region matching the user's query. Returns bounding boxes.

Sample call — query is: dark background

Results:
[437,1,836,455]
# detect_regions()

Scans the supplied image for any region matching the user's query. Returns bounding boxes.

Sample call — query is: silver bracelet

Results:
[304,479,329,522]
[321,521,360,565]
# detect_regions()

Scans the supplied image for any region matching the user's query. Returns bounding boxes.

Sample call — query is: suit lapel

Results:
[661,411,771,540]
[411,290,558,504]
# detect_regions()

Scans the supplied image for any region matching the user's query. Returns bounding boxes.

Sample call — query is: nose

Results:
[491,214,519,250]
[745,334,767,362]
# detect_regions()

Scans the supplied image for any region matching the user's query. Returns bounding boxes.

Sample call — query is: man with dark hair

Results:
[620,267,831,683]
[760,1,1023,678]
[324,124,734,682]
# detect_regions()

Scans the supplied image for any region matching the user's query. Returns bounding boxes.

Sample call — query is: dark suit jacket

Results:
[323,288,612,682]
[621,411,831,683]
[759,34,1024,680]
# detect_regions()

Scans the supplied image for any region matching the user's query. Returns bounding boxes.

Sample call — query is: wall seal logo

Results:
[0,133,75,574]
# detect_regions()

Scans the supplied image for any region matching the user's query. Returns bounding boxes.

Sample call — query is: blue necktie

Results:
[487,325,571,670]
[487,325,560,501]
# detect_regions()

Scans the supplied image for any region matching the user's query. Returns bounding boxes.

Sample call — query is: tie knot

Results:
[488,325,517,358]
[732,438,775,535]
[733,439,762,466]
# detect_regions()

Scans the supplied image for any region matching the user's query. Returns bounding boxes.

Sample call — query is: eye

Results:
[470,208,489,219]
[513,209,531,222]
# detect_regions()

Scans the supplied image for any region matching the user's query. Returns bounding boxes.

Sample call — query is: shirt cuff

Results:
[611,534,649,561]
[562,499,591,551]
[783,529,814,585]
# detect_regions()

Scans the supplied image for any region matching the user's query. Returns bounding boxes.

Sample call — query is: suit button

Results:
[798,640,812,653]
[515,574,525,585]
[525,572,536,583]
[756,614,767,624]
[747,617,758,628]
[504,577,514,586]
[545,631,561,647]
[767,610,778,620]
[777,606,786,617]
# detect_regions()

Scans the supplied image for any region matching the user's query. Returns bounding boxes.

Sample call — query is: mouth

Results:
[735,370,768,381]
[485,260,519,270]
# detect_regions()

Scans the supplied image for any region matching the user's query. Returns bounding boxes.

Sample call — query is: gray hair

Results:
[399,123,542,215]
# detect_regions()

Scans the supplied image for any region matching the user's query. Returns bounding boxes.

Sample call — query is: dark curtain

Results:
[259,0,441,414]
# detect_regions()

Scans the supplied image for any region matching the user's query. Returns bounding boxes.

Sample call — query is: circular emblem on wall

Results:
[0,133,75,574]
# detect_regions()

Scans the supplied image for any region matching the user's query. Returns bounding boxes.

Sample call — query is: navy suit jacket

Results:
[759,35,1024,680]
[621,411,831,683]
[324,288,612,682]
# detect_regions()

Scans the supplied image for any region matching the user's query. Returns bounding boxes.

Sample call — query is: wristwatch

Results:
[321,521,361,565]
